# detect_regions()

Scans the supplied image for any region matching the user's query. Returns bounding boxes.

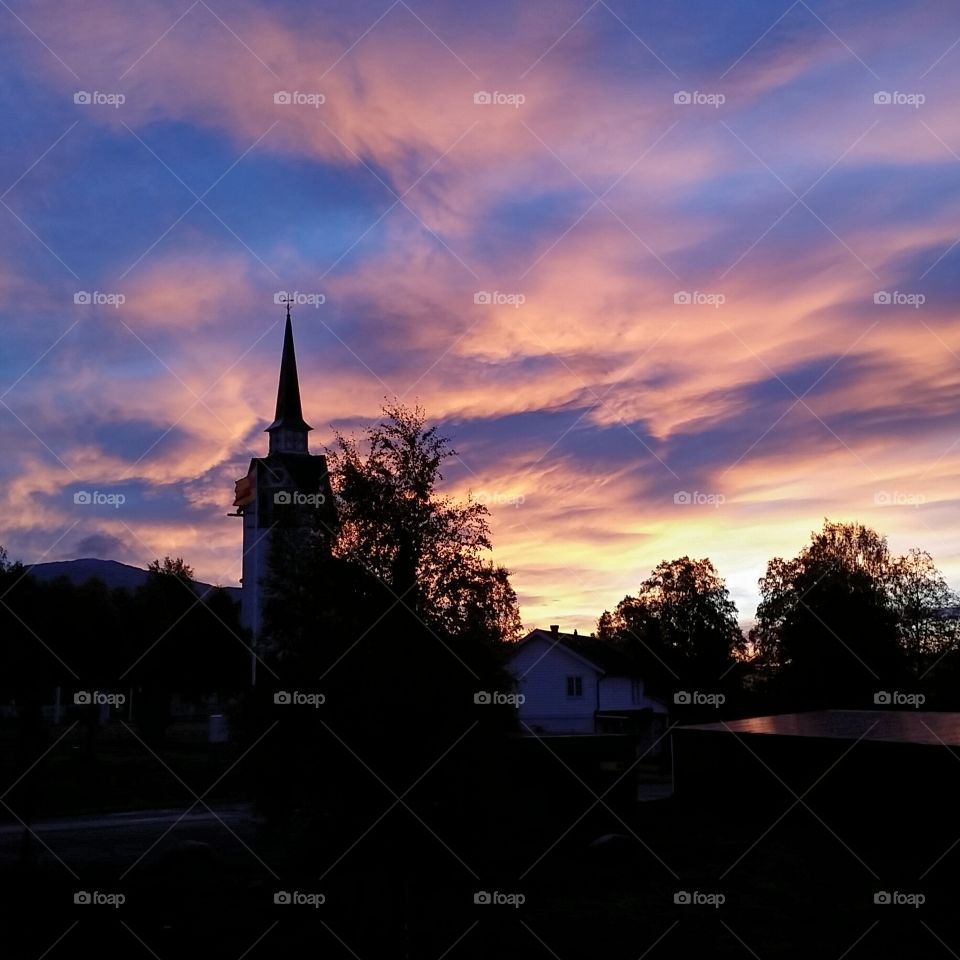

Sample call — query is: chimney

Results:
[549,624,559,634]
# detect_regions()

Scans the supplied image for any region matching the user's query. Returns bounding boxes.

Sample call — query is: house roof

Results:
[517,628,640,677]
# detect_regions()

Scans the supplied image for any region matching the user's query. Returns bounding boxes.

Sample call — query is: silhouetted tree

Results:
[751,520,906,707]
[129,556,246,741]
[147,555,195,580]
[598,557,745,697]
[0,549,51,830]
[887,548,960,677]
[325,401,522,643]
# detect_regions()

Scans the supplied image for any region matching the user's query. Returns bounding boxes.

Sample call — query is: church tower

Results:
[232,305,336,662]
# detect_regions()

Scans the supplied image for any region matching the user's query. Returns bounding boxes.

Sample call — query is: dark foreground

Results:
[3,789,960,960]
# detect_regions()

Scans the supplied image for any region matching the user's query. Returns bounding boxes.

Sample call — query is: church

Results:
[231,305,337,645]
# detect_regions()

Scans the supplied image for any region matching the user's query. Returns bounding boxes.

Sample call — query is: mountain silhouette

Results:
[26,558,241,602]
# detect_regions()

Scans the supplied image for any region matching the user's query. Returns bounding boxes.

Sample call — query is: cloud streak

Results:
[2,0,960,629]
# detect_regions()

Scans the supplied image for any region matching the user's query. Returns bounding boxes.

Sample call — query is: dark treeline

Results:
[0,550,248,743]
[598,519,960,717]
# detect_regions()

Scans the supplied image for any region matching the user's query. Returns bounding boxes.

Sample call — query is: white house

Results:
[508,626,668,735]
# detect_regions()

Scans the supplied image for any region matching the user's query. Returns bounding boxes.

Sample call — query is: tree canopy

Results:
[750,520,960,706]
[598,556,745,695]
[323,401,523,643]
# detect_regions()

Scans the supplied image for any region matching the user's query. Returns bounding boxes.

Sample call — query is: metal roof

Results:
[679,710,960,747]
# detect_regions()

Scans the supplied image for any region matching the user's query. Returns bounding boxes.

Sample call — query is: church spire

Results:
[265,302,312,454]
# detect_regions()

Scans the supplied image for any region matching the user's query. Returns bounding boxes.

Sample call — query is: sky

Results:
[1,0,959,633]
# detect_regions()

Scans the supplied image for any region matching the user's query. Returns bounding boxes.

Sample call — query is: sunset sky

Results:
[1,0,959,633]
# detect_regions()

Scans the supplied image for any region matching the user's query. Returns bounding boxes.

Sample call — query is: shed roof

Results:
[679,710,960,747]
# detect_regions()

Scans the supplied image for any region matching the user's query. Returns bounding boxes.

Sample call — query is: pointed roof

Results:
[265,304,312,437]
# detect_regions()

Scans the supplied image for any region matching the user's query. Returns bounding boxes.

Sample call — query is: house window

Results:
[566,675,583,698]
[631,680,643,704]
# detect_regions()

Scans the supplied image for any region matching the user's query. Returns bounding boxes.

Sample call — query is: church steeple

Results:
[265,303,312,454]
[234,300,336,675]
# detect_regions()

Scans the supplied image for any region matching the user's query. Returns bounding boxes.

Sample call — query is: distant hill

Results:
[26,558,241,603]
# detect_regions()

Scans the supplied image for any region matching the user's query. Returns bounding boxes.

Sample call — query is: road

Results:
[0,803,260,869]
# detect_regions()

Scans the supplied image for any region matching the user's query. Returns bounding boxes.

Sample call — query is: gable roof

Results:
[516,628,640,677]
